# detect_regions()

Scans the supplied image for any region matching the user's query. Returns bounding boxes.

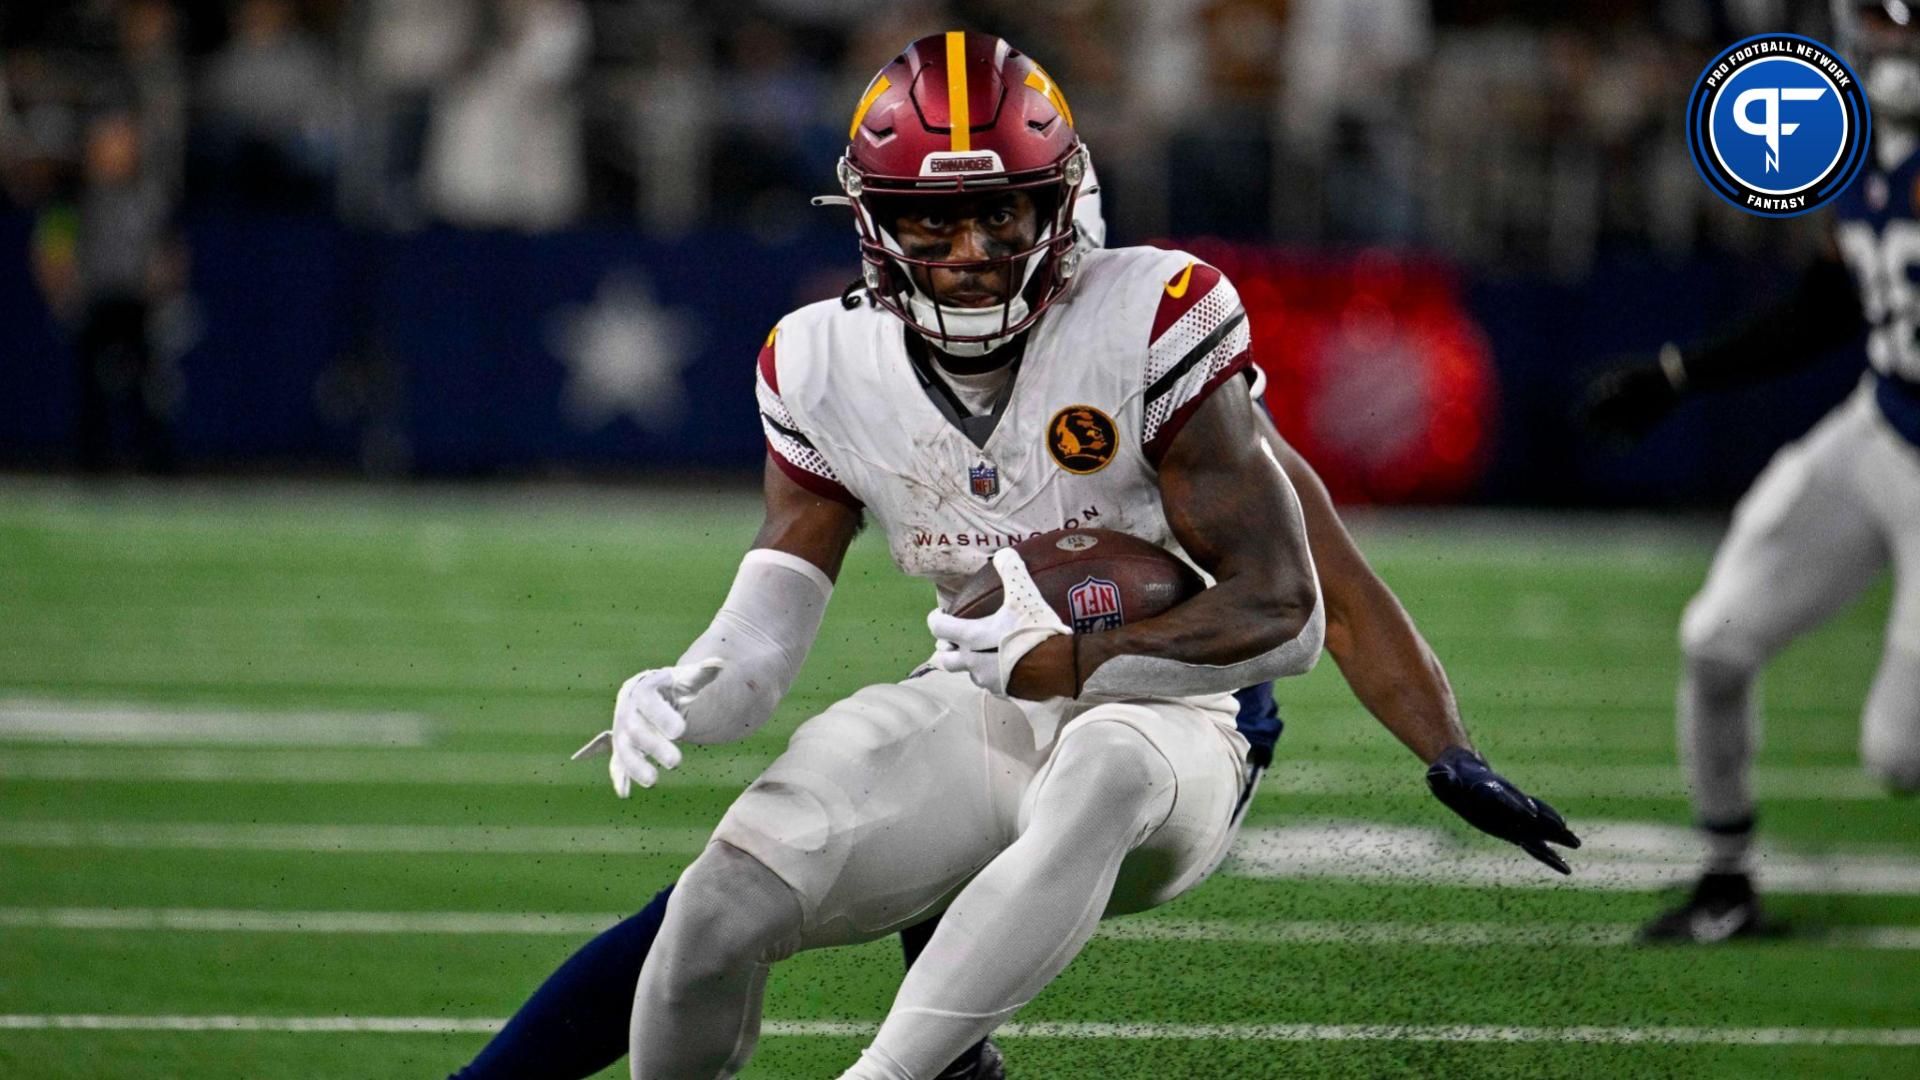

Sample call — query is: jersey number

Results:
[1836,219,1920,381]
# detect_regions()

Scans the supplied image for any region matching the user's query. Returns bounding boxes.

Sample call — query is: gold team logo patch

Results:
[1047,405,1118,474]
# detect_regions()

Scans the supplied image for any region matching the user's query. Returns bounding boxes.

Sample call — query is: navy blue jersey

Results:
[1831,139,1920,446]
[1232,682,1282,767]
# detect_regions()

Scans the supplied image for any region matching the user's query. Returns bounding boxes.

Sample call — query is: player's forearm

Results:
[1265,413,1468,761]
[1065,568,1323,698]
[671,549,832,744]
[1673,258,1860,391]
[1321,573,1469,764]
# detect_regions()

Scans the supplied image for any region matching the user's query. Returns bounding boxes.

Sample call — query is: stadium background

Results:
[1,2,1913,1078]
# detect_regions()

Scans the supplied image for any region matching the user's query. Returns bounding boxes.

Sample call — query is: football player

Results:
[457,33,1578,1080]
[1583,0,1920,945]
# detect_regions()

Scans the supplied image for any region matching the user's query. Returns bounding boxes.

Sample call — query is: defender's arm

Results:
[1011,384,1322,699]
[1250,413,1579,871]
[1583,253,1860,439]
[1254,412,1468,763]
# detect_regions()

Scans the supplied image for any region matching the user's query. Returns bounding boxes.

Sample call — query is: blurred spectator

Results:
[421,0,589,231]
[1279,0,1430,244]
[118,0,186,197]
[199,0,340,210]
[1166,0,1287,239]
[0,54,20,205]
[32,110,185,473]
[350,0,482,227]
[708,17,829,232]
[630,21,713,234]
[0,0,1844,268]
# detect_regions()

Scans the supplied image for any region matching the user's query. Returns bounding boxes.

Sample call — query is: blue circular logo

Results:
[1687,34,1869,217]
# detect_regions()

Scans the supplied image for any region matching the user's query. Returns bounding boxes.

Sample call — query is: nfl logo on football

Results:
[1068,575,1124,634]
[968,462,999,500]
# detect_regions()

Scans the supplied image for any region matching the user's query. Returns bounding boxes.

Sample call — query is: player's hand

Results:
[1580,348,1684,441]
[572,659,724,798]
[926,547,1071,699]
[1426,746,1582,874]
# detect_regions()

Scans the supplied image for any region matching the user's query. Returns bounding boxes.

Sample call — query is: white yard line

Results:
[0,747,1893,801]
[0,749,579,786]
[9,818,1920,896]
[0,699,430,747]
[0,1015,1916,1046]
[2,907,1917,950]
[0,908,621,935]
[0,822,713,855]
[1226,822,1920,894]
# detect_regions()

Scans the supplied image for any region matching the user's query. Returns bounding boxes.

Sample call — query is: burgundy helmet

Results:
[837,31,1089,356]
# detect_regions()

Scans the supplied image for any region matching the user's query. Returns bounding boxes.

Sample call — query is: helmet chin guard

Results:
[892,221,1052,357]
[838,32,1089,357]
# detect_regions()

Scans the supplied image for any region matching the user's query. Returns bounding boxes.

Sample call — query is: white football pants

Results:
[629,668,1248,1079]
[1679,382,1920,852]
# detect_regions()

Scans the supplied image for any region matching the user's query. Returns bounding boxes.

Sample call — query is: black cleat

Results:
[934,1038,1005,1080]
[1638,871,1768,944]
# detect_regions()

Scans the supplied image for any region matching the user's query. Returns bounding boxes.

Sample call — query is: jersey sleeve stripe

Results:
[760,410,818,451]
[756,358,861,507]
[767,441,863,507]
[1146,270,1240,389]
[1143,346,1254,465]
[1144,308,1247,406]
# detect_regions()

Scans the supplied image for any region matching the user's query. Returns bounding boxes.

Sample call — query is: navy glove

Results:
[1580,354,1682,442]
[1426,747,1581,875]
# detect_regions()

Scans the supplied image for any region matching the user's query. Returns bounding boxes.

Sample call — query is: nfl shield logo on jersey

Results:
[1067,575,1124,634]
[968,462,1000,501]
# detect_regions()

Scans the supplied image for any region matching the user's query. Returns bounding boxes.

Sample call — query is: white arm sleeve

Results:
[673,548,833,744]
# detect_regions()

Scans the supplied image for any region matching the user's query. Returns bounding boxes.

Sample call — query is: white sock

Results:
[1679,653,1759,874]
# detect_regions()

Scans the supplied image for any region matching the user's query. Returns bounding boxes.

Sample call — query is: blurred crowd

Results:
[2,1,1837,266]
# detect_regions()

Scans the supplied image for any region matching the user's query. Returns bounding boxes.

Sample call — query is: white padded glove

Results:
[926,548,1071,698]
[572,658,724,797]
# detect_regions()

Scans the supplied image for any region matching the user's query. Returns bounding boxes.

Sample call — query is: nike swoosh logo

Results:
[1165,262,1196,299]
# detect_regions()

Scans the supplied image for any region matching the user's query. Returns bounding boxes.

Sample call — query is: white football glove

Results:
[572,658,725,797]
[927,547,1071,698]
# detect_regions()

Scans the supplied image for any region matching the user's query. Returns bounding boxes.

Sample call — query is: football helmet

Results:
[838,31,1090,357]
[1836,0,1920,119]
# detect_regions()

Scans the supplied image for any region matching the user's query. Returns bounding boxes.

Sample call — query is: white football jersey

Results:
[756,245,1253,608]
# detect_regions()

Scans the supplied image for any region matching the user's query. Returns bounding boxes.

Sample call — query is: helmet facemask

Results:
[843,146,1088,358]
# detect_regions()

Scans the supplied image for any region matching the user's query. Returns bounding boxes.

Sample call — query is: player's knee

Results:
[1862,726,1920,795]
[1679,598,1764,677]
[1042,719,1176,829]
[1678,596,1760,708]
[665,842,802,969]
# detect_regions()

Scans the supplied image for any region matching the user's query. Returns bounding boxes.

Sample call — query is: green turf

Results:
[0,484,1913,1078]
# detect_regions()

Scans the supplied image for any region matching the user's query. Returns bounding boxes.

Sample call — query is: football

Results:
[948,528,1206,634]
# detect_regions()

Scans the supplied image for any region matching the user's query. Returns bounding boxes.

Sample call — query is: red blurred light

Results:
[1172,242,1496,504]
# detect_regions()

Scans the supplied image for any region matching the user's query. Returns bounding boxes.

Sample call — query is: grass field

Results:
[1,481,1915,1079]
